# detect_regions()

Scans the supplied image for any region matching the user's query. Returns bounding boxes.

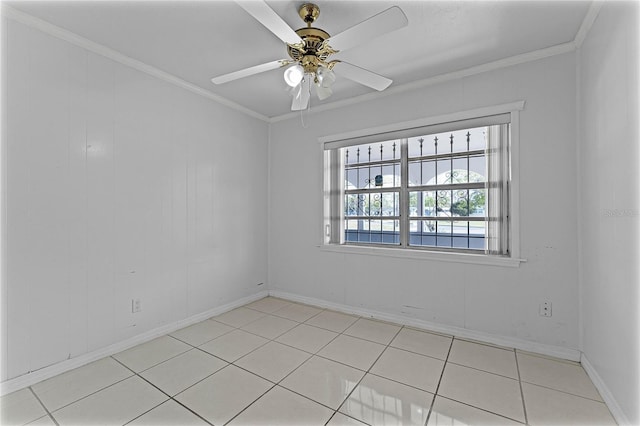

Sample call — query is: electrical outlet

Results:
[132,298,142,313]
[539,301,552,317]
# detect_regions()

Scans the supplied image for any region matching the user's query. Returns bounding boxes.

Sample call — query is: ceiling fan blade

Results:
[328,6,408,52]
[236,1,301,45]
[211,59,287,84]
[291,78,311,111]
[333,62,392,91]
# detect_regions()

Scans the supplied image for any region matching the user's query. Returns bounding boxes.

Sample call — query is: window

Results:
[323,112,514,257]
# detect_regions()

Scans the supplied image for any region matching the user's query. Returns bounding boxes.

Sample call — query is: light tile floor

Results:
[1,297,617,426]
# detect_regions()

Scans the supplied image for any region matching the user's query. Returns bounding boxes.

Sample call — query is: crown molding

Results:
[269,1,601,123]
[1,4,270,123]
[269,42,576,123]
[2,2,601,124]
[574,1,603,49]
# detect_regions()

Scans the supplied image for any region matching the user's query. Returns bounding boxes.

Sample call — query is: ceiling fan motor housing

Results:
[287,4,338,75]
[288,27,332,62]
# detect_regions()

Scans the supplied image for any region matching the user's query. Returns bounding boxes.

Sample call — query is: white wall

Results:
[269,52,580,351]
[578,2,639,424]
[1,18,268,381]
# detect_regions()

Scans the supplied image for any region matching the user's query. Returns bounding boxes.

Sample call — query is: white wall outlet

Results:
[539,301,552,317]
[132,298,142,313]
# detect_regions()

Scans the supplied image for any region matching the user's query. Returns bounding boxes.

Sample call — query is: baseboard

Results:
[269,289,582,362]
[581,353,631,425]
[0,290,268,396]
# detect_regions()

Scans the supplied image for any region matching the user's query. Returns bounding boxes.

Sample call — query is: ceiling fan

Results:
[211,1,408,111]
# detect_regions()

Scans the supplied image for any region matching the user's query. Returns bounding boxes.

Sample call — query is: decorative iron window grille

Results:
[324,114,511,255]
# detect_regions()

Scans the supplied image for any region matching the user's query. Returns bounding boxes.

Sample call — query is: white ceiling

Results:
[7,1,591,118]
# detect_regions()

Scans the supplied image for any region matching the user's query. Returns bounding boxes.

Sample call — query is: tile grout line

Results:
[147,305,353,425]
[244,307,572,421]
[424,335,455,426]
[216,307,387,425]
[32,369,134,415]
[262,314,364,423]
[136,306,335,421]
[111,352,217,426]
[28,386,60,426]
[436,394,530,424]
[169,397,216,426]
[223,311,363,423]
[112,334,194,376]
[109,356,173,397]
[220,382,278,425]
[328,324,406,426]
[169,320,237,347]
[243,300,328,323]
[429,339,528,424]
[514,349,530,425]
[521,381,608,403]
[445,359,522,381]
[150,306,528,426]
[14,298,595,426]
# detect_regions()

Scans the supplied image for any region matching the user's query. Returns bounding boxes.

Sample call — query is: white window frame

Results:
[319,101,526,267]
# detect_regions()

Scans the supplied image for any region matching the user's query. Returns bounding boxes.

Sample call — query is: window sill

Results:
[318,244,525,267]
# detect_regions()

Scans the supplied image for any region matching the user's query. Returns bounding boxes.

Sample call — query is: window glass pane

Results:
[469,155,486,181]
[409,192,418,217]
[408,136,435,157]
[344,166,367,189]
[437,220,452,234]
[408,161,437,186]
[435,220,452,247]
[345,193,399,217]
[335,122,506,253]
[345,194,363,216]
[382,220,400,244]
[409,191,437,217]
[423,191,436,216]
[379,164,400,188]
[469,236,485,250]
[344,141,399,164]
[358,231,371,243]
[452,189,469,217]
[344,219,358,242]
[468,127,486,151]
[469,189,486,216]
[436,190,451,216]
[345,168,357,190]
[381,192,399,216]
[344,219,399,245]
[451,130,470,153]
[469,219,486,236]
[408,162,419,186]
[452,158,468,183]
[369,193,381,216]
[379,141,400,161]
[436,159,451,184]
[343,146,359,165]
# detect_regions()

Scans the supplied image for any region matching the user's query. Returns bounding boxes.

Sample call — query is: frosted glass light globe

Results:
[317,66,336,88]
[284,64,304,87]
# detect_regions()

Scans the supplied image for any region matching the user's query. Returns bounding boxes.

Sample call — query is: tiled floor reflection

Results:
[1,297,617,426]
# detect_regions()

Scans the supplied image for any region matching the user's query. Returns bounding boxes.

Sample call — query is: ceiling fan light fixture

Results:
[284,64,304,87]
[316,84,333,101]
[316,66,336,88]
